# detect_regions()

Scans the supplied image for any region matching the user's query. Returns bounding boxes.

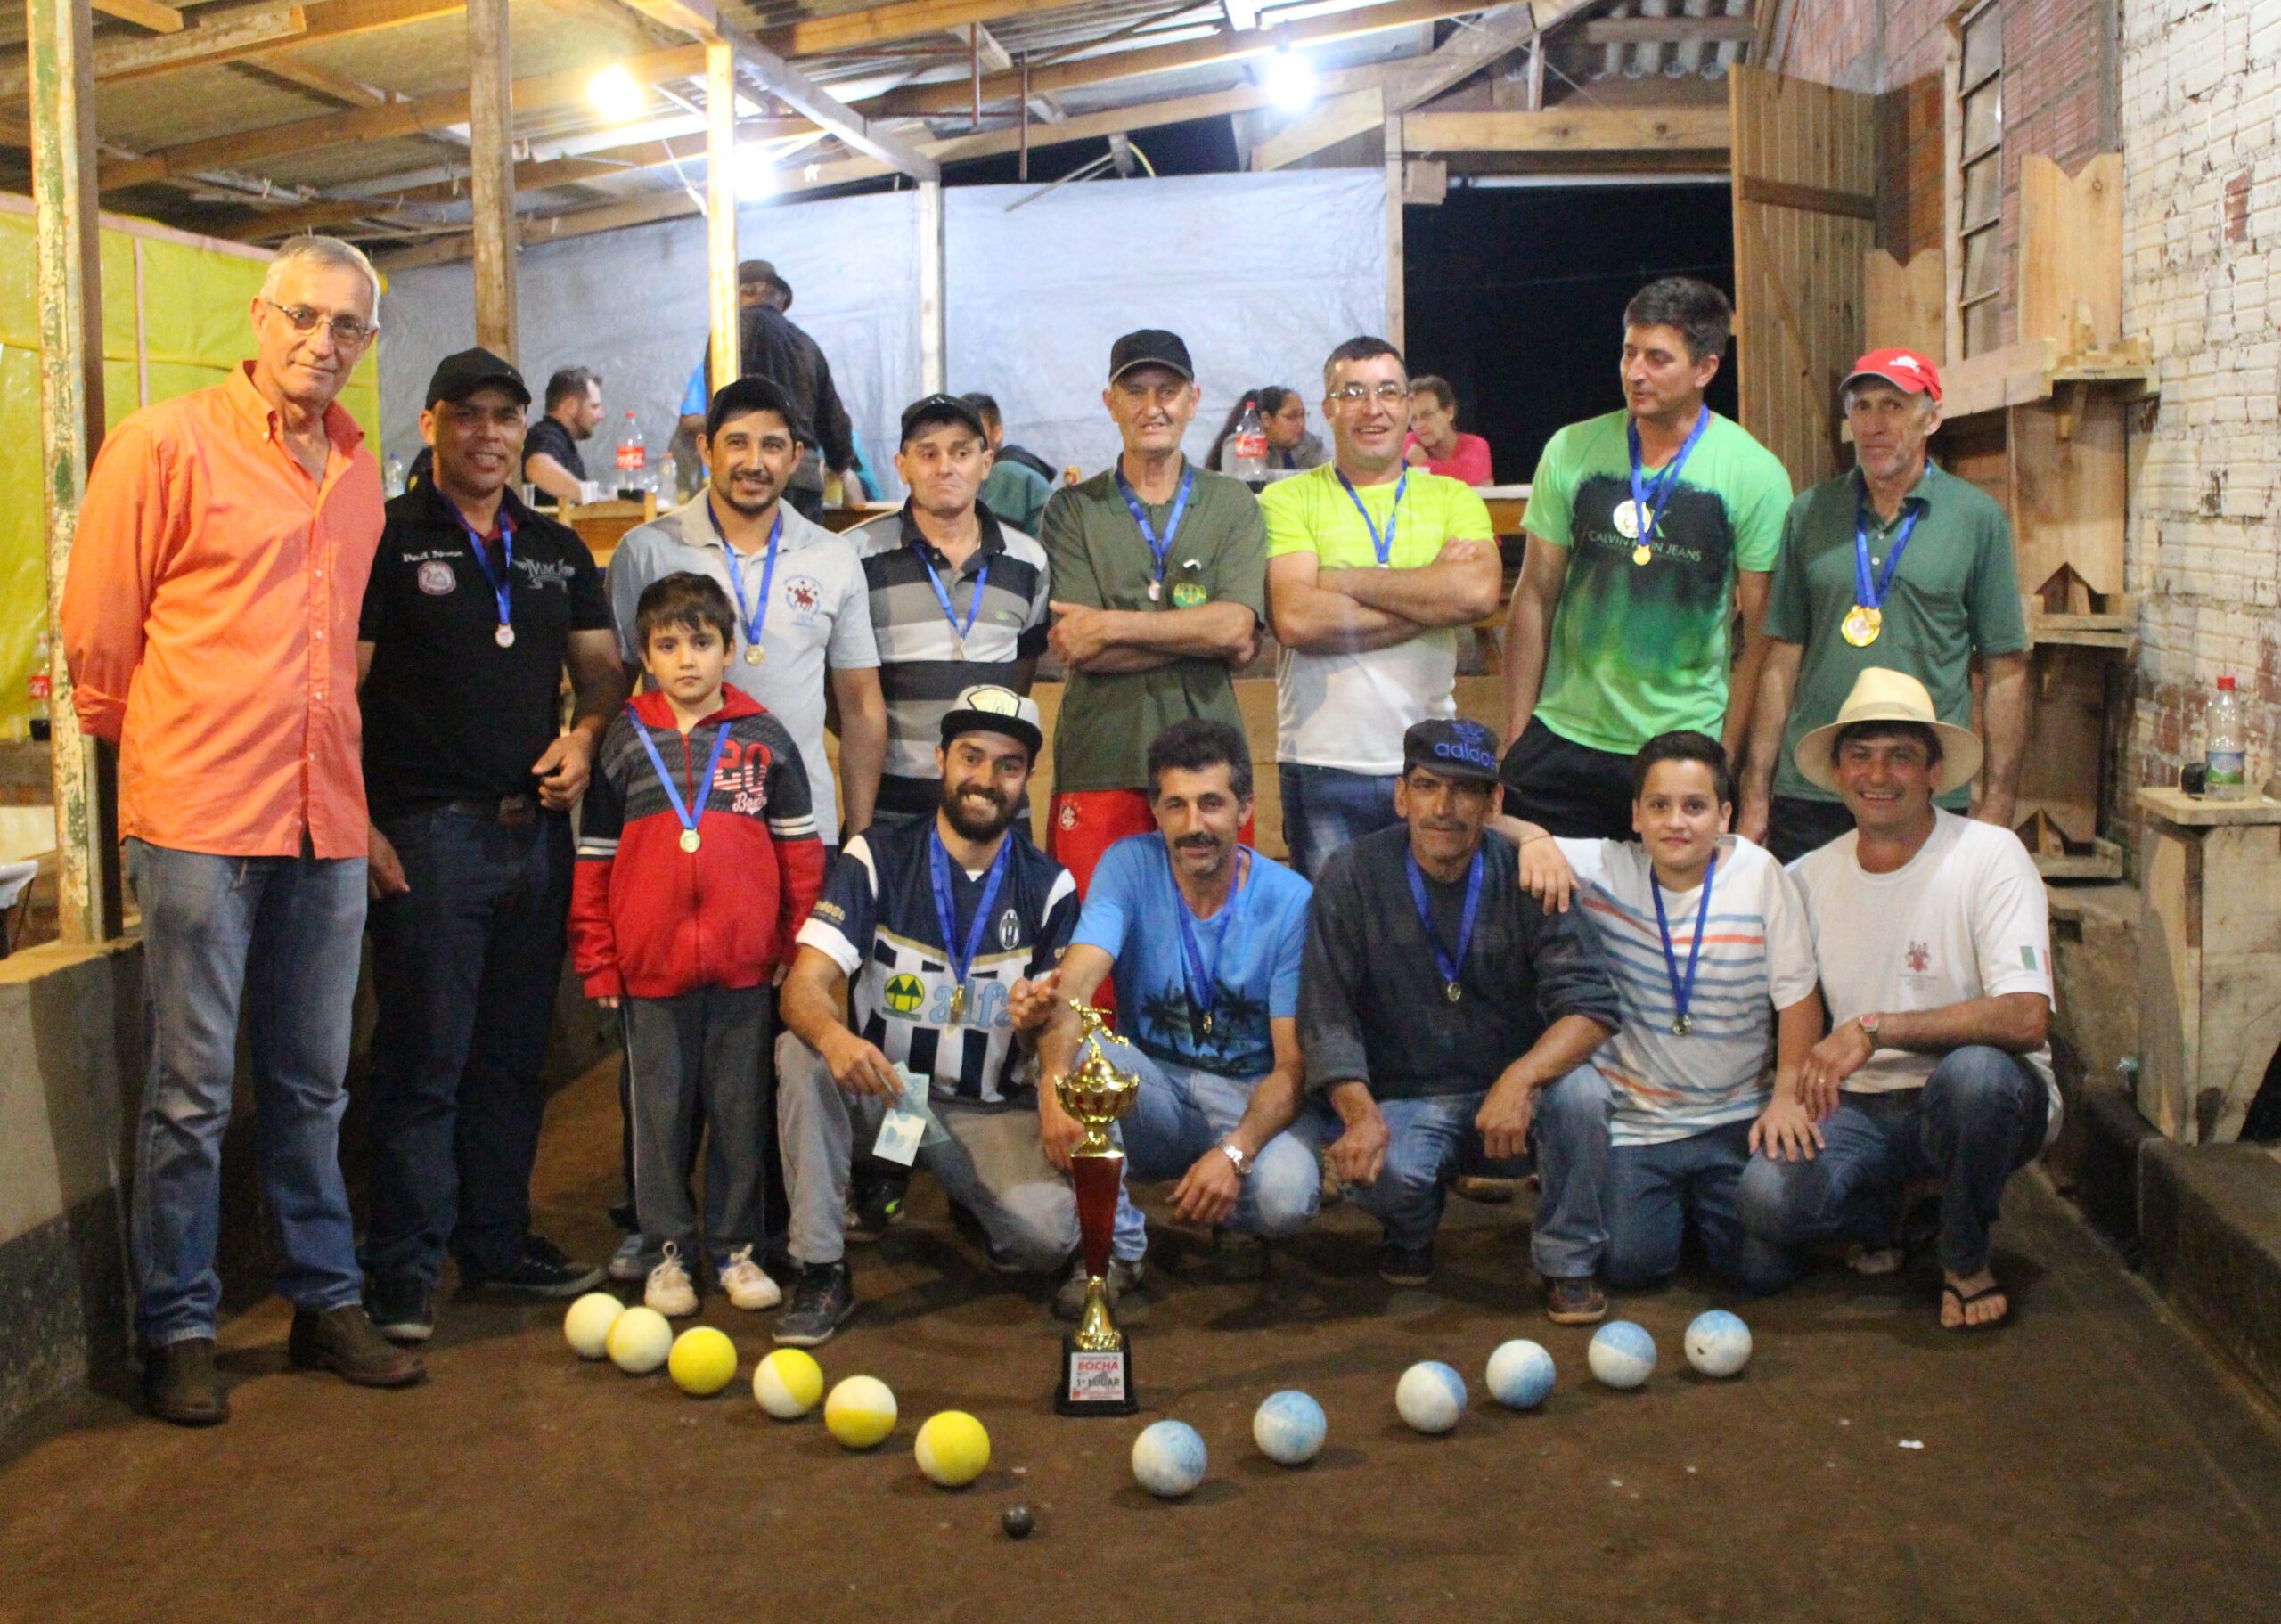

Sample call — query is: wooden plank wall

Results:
[1728,65,1878,492]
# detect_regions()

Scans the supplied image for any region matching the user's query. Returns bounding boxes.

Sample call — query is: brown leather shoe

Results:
[1543,1275,1608,1326]
[141,1337,228,1426]
[288,1305,427,1389]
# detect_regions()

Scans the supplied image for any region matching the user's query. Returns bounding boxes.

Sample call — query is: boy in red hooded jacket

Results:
[572,572,826,1318]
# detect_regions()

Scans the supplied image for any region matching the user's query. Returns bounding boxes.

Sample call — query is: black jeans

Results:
[1498,716,1638,842]
[1765,796,1858,865]
[364,806,572,1286]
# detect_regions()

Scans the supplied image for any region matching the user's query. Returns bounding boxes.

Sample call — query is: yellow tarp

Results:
[0,213,380,739]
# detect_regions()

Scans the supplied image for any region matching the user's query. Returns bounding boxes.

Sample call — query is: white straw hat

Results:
[1792,667,1983,794]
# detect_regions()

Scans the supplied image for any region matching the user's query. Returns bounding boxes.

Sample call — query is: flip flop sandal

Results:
[1942,1280,2010,1330]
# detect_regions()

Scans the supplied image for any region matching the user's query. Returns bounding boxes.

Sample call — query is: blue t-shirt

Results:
[1072,835,1312,1079]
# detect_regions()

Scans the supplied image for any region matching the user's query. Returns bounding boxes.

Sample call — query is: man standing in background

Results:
[735,259,854,523]
[521,365,602,507]
[964,391,1054,534]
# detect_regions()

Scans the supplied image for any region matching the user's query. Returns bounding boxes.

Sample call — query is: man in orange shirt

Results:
[61,235,424,1426]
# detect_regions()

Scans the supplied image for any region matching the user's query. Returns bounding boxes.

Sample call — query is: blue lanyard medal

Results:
[1405,845,1484,1003]
[455,509,517,647]
[709,497,781,666]
[1652,852,1718,1036]
[632,711,732,853]
[1173,848,1248,1037]
[929,828,1013,1025]
[1844,502,1923,647]
[1336,469,1406,567]
[1116,466,1194,601]
[1623,407,1711,566]
[913,538,990,660]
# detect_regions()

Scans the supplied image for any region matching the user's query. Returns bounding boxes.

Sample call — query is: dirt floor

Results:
[6,1058,2281,1624]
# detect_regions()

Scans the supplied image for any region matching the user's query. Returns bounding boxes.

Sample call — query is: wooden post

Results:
[1383,114,1405,351]
[28,0,122,944]
[705,40,739,392]
[917,178,944,394]
[467,0,518,360]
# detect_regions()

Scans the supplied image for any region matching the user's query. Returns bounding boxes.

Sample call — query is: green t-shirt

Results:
[980,460,1051,535]
[1764,460,2027,805]
[1525,409,1792,753]
[1040,461,1267,793]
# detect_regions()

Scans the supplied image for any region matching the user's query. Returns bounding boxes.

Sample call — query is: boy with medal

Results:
[774,687,1143,1346]
[1739,350,2030,862]
[1038,720,1322,1286]
[1508,731,1823,1294]
[1295,720,1625,1319]
[1499,278,1792,842]
[571,574,827,1318]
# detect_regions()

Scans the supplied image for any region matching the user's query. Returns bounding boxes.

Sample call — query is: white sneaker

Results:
[717,1245,782,1311]
[645,1242,699,1317]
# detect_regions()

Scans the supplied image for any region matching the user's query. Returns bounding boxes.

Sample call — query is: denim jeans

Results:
[364,807,572,1287]
[778,1034,1147,1269]
[1605,1119,1754,1289]
[1735,1045,2051,1291]
[626,985,775,1259]
[1277,763,1399,880]
[1291,1065,1612,1276]
[1106,1037,1319,1240]
[126,838,369,1345]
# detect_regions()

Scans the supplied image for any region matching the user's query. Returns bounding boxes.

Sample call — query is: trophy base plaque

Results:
[1055,1335,1137,1416]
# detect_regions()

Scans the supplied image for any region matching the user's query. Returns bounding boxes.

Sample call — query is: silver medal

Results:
[495,624,515,648]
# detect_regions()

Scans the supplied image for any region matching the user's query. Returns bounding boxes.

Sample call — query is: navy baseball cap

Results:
[1108,329,1194,383]
[1403,718,1501,783]
[900,392,989,445]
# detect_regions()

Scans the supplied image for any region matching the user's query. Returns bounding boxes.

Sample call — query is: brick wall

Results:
[2122,0,2281,793]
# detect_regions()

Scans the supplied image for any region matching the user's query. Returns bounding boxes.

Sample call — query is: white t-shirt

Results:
[1790,812,2059,1128]
[1559,835,1819,1147]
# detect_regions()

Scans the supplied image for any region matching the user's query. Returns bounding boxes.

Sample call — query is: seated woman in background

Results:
[1208,385,1327,475]
[1403,375,1494,486]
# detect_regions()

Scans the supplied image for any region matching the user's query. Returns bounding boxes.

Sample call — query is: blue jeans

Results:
[364,808,572,1287]
[1736,1046,2051,1291]
[126,838,369,1345]
[1105,1037,1319,1240]
[1291,1066,1612,1276]
[1605,1119,1754,1289]
[1278,763,1399,880]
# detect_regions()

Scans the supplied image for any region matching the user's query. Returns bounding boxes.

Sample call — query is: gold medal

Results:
[1200,1011,1214,1035]
[1842,604,1882,647]
[1631,543,1652,567]
[947,983,967,1025]
[744,644,764,665]
[1445,982,1462,1003]
[678,828,700,853]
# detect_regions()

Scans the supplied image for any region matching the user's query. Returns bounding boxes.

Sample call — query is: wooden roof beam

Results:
[765,0,1091,61]
[0,1,302,100]
[1401,106,1731,151]
[94,0,186,32]
[616,0,936,179]
[98,43,709,191]
[241,53,395,105]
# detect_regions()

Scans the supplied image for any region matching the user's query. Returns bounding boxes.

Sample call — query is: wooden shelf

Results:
[2137,787,2281,828]
[2034,836,2124,881]
[1938,337,2156,422]
[2029,607,2135,651]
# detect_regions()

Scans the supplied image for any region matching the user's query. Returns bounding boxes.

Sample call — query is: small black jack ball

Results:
[1002,1504,1034,1539]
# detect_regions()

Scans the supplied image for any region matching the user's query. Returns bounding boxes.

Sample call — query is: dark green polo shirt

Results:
[1764,460,2028,806]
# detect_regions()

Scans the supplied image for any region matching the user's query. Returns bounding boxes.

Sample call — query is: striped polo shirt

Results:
[851,504,1051,822]
[1557,834,1819,1146]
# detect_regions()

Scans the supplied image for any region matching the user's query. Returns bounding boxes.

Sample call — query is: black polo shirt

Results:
[359,481,611,819]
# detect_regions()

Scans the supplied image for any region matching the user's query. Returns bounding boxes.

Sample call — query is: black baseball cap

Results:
[1403,718,1501,784]
[705,374,812,446]
[425,347,529,409]
[940,683,1044,760]
[900,392,989,445]
[1108,329,1194,383]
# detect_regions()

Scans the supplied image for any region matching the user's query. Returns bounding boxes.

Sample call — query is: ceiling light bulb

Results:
[588,65,644,123]
[1263,48,1316,111]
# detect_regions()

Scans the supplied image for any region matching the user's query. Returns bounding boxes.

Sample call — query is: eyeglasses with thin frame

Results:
[263,298,376,347]
[1328,381,1410,404]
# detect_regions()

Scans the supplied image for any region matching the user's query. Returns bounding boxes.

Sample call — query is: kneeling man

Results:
[1297,720,1623,1322]
[1038,720,1320,1280]
[1737,669,2056,1328]
[774,686,1142,1344]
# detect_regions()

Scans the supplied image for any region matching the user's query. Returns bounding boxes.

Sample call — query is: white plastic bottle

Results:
[383,453,406,498]
[614,411,648,496]
[2206,674,2248,799]
[1230,400,1268,480]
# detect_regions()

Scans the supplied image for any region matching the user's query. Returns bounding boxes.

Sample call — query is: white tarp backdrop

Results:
[379,169,1386,502]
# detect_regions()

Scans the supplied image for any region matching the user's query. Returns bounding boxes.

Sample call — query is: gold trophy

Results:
[1052,1000,1140,1416]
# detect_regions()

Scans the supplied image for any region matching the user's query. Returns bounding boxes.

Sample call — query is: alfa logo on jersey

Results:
[884,973,926,1016]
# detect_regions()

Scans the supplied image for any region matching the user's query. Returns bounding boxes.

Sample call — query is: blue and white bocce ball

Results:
[1252,1391,1328,1466]
[1588,1320,1658,1390]
[1683,1310,1753,1378]
[1132,1419,1208,1498]
[1484,1339,1557,1410]
[1395,1360,1468,1434]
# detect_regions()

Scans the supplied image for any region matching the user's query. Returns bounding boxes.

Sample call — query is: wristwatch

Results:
[1219,1141,1254,1178]
[1858,1012,1883,1045]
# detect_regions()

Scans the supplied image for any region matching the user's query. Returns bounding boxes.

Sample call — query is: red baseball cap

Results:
[1843,347,1942,406]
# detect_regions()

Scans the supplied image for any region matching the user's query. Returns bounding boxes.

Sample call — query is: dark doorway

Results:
[1402,181,1737,486]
